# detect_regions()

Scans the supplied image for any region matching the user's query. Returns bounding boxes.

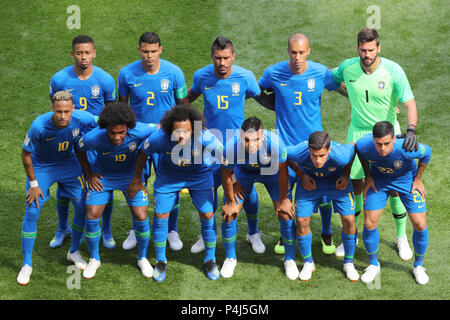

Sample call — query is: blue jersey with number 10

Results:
[259,60,339,146]
[77,122,158,177]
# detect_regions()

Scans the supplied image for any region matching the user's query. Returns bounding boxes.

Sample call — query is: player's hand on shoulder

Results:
[401,128,419,152]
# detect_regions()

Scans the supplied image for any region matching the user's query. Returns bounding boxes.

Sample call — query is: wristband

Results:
[29,180,39,188]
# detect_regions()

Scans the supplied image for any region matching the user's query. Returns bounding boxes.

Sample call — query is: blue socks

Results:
[412,227,428,267]
[319,202,332,235]
[243,186,259,235]
[222,219,237,259]
[69,199,86,253]
[297,232,314,263]
[152,216,169,262]
[279,219,296,261]
[84,218,101,261]
[135,218,151,260]
[168,193,180,233]
[363,227,379,266]
[201,217,216,262]
[101,201,113,236]
[21,206,40,267]
[342,231,357,264]
[55,196,70,231]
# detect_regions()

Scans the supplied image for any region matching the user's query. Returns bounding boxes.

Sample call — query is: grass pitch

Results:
[0,0,448,301]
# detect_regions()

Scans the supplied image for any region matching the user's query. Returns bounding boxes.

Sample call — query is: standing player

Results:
[220,117,296,279]
[118,32,189,251]
[287,131,359,282]
[17,91,97,285]
[49,35,117,249]
[332,28,419,259]
[256,33,343,255]
[187,36,263,254]
[127,105,224,281]
[356,121,431,285]
[76,102,157,279]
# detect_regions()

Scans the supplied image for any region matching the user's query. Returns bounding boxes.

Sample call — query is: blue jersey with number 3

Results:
[259,60,339,146]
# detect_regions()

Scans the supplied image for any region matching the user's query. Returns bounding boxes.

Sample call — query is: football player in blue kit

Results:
[118,32,189,251]
[76,102,157,279]
[256,33,344,255]
[17,91,97,285]
[187,36,263,254]
[287,131,359,282]
[356,121,432,285]
[127,105,224,282]
[49,35,117,249]
[220,117,296,279]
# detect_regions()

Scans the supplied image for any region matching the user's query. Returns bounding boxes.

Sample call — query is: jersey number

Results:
[115,154,126,162]
[58,141,69,152]
[147,92,155,106]
[80,97,87,111]
[294,92,302,106]
[217,95,229,109]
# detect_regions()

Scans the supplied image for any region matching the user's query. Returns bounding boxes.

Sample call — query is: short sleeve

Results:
[118,68,130,97]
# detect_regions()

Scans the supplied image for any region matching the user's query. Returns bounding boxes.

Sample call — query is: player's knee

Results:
[200,212,214,220]
[296,217,310,235]
[341,215,356,234]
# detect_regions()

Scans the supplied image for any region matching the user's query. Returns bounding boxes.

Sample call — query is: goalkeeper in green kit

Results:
[332,28,419,260]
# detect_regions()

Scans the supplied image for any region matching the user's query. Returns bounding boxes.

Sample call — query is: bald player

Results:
[256,33,345,255]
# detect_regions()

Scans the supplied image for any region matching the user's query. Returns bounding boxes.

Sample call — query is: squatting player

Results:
[332,28,419,259]
[357,121,431,285]
[76,102,157,279]
[118,32,189,251]
[220,117,295,279]
[49,35,117,249]
[287,131,358,282]
[18,91,97,285]
[256,33,344,255]
[187,36,263,254]
[127,105,224,281]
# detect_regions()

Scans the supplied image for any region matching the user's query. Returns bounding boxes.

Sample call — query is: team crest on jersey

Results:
[72,128,80,138]
[393,160,402,169]
[378,81,385,89]
[91,85,100,97]
[307,78,315,91]
[128,142,137,152]
[231,82,240,95]
[161,79,170,91]
[261,153,271,164]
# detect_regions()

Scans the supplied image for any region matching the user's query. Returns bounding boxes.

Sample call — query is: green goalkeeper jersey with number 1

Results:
[332,57,414,129]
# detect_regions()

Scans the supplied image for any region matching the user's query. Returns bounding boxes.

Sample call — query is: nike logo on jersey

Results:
[280,83,289,86]
[46,137,56,141]
[134,83,143,87]
[349,79,356,82]
[66,89,74,92]
[102,152,111,155]
[418,204,425,208]
[204,86,213,90]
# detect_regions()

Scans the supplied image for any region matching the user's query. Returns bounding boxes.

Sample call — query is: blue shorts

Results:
[154,188,214,214]
[85,174,148,207]
[153,168,214,213]
[26,160,86,209]
[234,166,292,202]
[364,177,426,213]
[295,179,355,218]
